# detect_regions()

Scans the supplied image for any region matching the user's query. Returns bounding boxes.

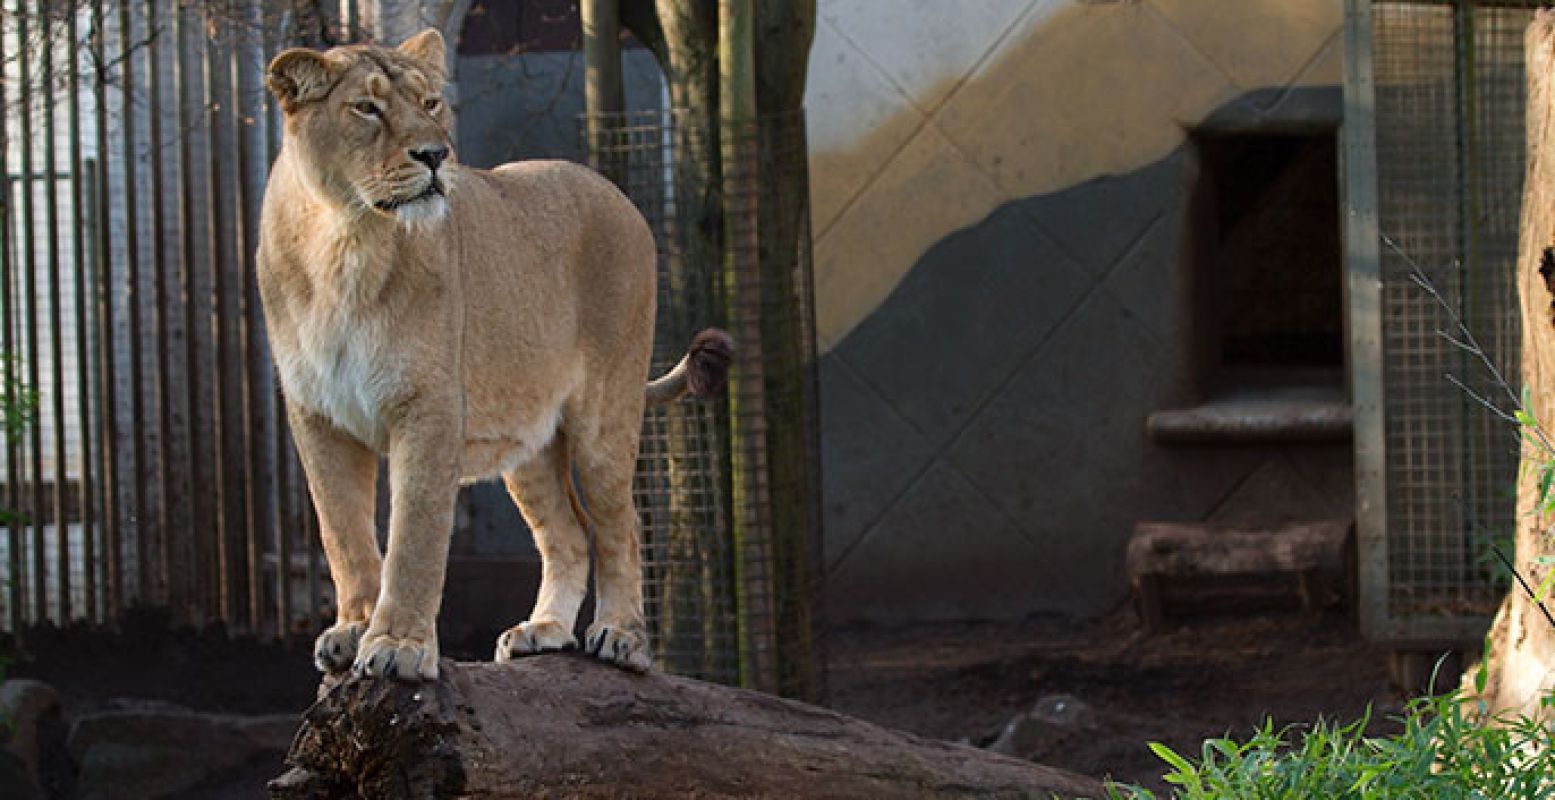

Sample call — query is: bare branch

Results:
[1493,545,1555,631]
[1386,233,1555,458]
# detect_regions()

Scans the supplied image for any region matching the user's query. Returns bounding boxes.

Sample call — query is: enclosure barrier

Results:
[588,109,823,698]
[1346,0,1533,643]
[0,1,822,699]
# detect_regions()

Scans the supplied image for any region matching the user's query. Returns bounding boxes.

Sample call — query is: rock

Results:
[987,694,1094,757]
[0,747,41,800]
[0,679,62,796]
[68,707,297,800]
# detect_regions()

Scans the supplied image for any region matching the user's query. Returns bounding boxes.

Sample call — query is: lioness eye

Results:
[423,96,442,113]
[352,100,381,117]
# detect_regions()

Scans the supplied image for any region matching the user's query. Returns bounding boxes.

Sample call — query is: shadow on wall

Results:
[806,0,1343,347]
[819,88,1354,624]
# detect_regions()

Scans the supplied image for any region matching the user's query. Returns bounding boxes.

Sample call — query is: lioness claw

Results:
[354,633,439,682]
[495,620,578,661]
[314,620,367,673]
[585,622,653,673]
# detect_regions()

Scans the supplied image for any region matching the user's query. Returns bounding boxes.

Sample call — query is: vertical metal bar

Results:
[119,0,147,610]
[68,4,98,623]
[81,156,104,621]
[203,4,235,626]
[95,0,122,619]
[147,0,174,608]
[264,1,292,639]
[235,0,270,633]
[275,400,292,637]
[21,0,47,628]
[43,0,72,624]
[118,0,146,603]
[1448,0,1477,589]
[1344,0,1390,640]
[0,3,22,633]
[175,0,212,621]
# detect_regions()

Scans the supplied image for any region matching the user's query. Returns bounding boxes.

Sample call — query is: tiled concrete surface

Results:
[807,0,1349,622]
[821,93,1353,622]
[806,0,1343,345]
[839,204,1090,447]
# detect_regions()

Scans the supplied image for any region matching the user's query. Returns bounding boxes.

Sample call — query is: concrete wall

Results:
[455,48,664,168]
[805,0,1350,621]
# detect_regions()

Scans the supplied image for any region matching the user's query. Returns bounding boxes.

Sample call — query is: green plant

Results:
[1105,682,1555,799]
[0,353,36,440]
[1104,242,1555,798]
[0,355,34,529]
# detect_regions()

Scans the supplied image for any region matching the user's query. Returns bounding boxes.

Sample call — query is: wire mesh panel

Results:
[588,109,823,698]
[1350,0,1533,641]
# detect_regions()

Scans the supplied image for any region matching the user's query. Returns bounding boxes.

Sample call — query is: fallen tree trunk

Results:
[268,655,1105,799]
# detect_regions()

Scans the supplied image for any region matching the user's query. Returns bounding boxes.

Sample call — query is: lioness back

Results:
[449,159,658,479]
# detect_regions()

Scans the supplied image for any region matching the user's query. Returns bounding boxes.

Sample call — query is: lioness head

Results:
[266,29,454,225]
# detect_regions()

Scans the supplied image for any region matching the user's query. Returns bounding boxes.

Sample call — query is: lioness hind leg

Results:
[288,407,383,674]
[495,436,589,661]
[573,419,653,673]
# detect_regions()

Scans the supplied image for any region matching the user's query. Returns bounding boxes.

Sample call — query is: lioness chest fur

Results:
[257,30,729,681]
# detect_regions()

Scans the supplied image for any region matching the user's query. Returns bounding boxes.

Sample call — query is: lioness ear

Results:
[266,48,339,114]
[398,28,446,75]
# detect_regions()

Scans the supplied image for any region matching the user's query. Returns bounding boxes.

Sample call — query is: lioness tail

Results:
[646,328,733,405]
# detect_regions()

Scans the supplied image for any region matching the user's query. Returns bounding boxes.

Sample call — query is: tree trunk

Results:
[582,0,627,185]
[621,0,735,681]
[267,657,1105,799]
[753,1,818,699]
[618,0,822,695]
[1471,9,1555,720]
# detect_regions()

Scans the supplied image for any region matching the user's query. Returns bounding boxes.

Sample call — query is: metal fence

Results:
[0,0,350,636]
[1345,0,1533,643]
[589,110,822,698]
[0,2,821,698]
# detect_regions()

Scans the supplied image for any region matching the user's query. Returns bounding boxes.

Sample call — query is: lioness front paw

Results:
[584,620,653,673]
[494,620,578,662]
[353,632,440,682]
[314,621,367,673]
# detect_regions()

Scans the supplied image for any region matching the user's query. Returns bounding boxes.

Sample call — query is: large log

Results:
[268,655,1105,799]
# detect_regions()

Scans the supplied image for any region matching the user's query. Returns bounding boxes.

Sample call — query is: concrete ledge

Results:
[1147,398,1352,444]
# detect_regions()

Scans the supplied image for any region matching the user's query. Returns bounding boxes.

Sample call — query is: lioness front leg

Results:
[289,407,383,674]
[355,399,461,682]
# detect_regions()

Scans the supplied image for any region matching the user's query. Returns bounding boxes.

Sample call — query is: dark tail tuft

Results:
[686,328,734,398]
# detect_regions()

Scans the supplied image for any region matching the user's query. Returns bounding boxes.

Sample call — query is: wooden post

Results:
[753,1,819,699]
[618,1,733,682]
[718,0,777,693]
[581,0,626,185]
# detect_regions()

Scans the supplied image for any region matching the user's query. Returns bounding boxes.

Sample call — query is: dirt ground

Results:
[824,608,1405,793]
[8,607,1405,797]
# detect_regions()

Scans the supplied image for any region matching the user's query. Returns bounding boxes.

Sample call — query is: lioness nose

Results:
[409,145,448,171]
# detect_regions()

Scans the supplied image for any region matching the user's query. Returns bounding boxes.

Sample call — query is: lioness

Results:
[258,29,730,681]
